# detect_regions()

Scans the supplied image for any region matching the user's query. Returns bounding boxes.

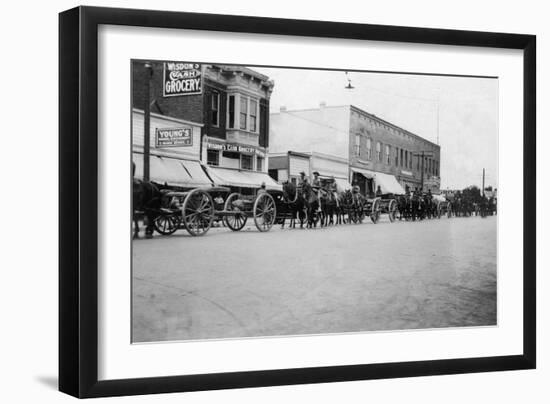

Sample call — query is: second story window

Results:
[366,138,372,160]
[354,134,361,156]
[385,145,390,165]
[227,95,235,128]
[395,148,399,166]
[210,91,219,126]
[239,96,248,130]
[376,142,381,161]
[250,99,258,132]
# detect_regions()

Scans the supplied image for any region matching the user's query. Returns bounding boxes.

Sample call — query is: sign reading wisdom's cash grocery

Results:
[163,62,202,97]
[156,128,193,147]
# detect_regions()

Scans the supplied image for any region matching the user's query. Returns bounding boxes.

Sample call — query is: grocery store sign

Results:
[163,62,202,97]
[207,142,264,156]
[156,127,193,147]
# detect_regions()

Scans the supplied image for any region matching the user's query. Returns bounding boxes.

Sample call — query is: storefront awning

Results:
[351,167,376,179]
[205,166,282,190]
[133,154,212,187]
[374,172,406,195]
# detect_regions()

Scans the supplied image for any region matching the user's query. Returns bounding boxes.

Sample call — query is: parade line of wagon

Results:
[133,176,497,238]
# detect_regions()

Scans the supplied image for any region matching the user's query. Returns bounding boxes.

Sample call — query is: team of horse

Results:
[280,181,367,229]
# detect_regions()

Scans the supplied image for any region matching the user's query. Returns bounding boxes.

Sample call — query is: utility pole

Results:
[420,151,425,191]
[482,168,485,197]
[143,62,153,182]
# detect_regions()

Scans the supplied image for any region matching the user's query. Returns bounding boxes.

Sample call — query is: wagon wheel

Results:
[153,212,181,235]
[223,192,248,231]
[182,189,214,236]
[388,199,397,223]
[370,198,381,224]
[253,193,276,232]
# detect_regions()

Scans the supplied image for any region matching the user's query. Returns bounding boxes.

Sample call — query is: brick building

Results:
[132,61,280,191]
[269,103,441,195]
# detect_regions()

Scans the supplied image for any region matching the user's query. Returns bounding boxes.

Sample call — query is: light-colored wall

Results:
[269,105,351,159]
[132,109,202,161]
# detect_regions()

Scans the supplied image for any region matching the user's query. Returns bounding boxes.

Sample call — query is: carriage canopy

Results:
[205,166,283,190]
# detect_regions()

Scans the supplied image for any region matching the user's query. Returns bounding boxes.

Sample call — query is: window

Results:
[256,156,264,172]
[417,155,420,170]
[227,95,235,128]
[385,145,390,164]
[241,154,253,170]
[405,150,408,167]
[366,138,372,159]
[376,142,381,161]
[211,91,219,126]
[400,149,404,167]
[240,96,248,130]
[250,99,258,132]
[207,149,219,166]
[395,148,399,166]
[409,153,413,169]
[354,134,361,156]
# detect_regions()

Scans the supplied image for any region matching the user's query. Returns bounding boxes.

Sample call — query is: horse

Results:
[318,187,339,226]
[133,178,162,238]
[301,182,320,228]
[281,181,307,229]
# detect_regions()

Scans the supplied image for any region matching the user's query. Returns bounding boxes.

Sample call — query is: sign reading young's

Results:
[156,127,193,147]
[163,62,202,97]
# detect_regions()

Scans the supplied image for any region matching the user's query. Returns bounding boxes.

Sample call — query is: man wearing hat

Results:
[311,171,321,188]
[299,171,308,186]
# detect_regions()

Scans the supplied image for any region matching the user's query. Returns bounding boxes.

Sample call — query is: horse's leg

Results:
[133,214,140,238]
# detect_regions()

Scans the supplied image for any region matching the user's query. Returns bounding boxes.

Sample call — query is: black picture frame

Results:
[59,6,536,398]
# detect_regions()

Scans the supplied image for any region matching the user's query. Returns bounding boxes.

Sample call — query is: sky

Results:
[254,66,498,191]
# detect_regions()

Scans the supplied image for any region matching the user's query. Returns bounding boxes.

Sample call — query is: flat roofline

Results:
[349,104,439,149]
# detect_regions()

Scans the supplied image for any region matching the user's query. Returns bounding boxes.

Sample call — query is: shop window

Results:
[250,99,258,132]
[211,91,219,126]
[207,149,219,166]
[376,142,381,161]
[241,154,253,170]
[366,138,372,159]
[227,95,235,128]
[354,134,361,156]
[385,145,390,165]
[240,96,248,130]
[256,156,264,172]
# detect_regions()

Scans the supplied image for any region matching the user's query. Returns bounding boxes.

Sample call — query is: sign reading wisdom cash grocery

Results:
[156,128,193,147]
[163,62,202,97]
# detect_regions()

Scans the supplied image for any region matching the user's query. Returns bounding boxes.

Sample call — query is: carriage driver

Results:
[312,171,321,188]
[258,181,267,195]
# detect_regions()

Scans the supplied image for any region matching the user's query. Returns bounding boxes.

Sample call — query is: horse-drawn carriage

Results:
[136,186,278,237]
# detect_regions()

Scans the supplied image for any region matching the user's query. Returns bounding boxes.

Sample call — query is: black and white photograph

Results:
[131,60,498,343]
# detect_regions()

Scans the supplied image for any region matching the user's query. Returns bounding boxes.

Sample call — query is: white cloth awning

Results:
[433,194,446,203]
[334,178,353,192]
[351,167,376,179]
[133,154,212,187]
[205,166,282,190]
[374,172,405,195]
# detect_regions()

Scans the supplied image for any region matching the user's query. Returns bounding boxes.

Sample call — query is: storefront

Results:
[132,109,212,188]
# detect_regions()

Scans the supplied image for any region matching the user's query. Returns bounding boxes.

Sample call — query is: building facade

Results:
[132,61,280,191]
[269,104,441,195]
